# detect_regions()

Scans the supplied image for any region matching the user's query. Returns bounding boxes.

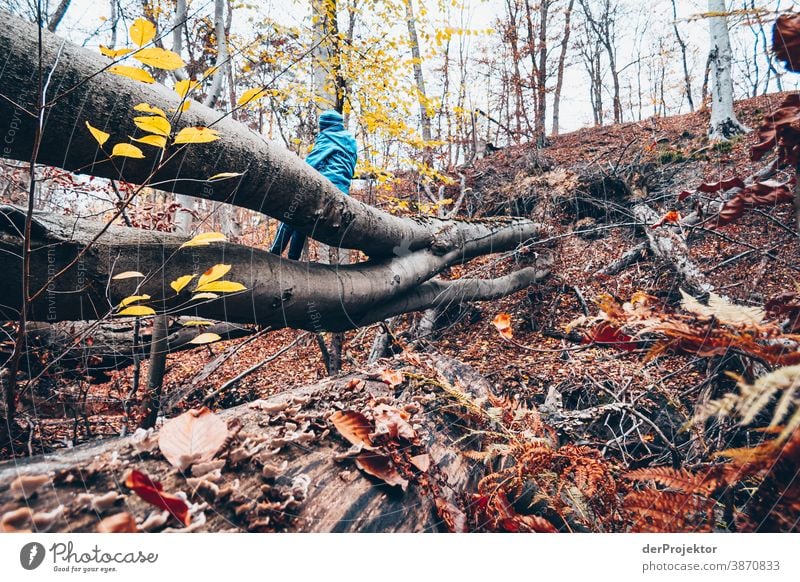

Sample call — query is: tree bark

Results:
[551,0,575,136]
[0,354,492,532]
[0,205,544,331]
[10,319,253,381]
[707,0,748,140]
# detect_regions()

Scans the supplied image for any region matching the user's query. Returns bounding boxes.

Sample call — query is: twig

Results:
[204,333,307,404]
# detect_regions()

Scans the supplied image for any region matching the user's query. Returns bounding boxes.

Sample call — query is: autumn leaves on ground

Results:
[2,87,798,533]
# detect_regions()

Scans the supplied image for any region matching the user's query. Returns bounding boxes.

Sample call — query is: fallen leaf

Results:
[330,410,374,449]
[492,312,513,339]
[208,172,244,181]
[97,512,140,533]
[372,404,417,442]
[124,470,190,526]
[355,453,408,491]
[191,292,220,301]
[158,407,228,470]
[409,453,431,473]
[379,369,404,388]
[9,474,52,498]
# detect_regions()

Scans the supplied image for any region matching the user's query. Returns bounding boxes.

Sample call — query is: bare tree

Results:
[578,0,622,124]
[707,0,748,140]
[671,0,694,111]
[551,0,575,136]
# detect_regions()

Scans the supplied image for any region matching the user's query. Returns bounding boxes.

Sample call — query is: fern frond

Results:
[625,466,718,494]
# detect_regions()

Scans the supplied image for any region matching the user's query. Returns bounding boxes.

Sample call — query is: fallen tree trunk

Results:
[0,206,544,330]
[10,319,254,381]
[0,354,491,533]
[633,203,712,295]
[0,11,539,259]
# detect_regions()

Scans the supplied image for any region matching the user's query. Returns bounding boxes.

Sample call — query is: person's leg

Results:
[287,230,306,261]
[269,223,293,255]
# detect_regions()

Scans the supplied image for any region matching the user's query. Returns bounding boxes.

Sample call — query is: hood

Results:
[318,110,345,132]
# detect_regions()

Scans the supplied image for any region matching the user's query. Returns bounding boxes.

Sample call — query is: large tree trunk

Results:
[707,0,748,140]
[0,205,545,330]
[0,354,493,532]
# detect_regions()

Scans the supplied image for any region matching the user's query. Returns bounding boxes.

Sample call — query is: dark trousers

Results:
[269,222,306,261]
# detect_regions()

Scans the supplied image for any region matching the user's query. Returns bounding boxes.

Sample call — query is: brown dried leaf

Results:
[372,404,418,442]
[330,410,374,449]
[97,512,140,533]
[379,369,404,388]
[355,453,408,491]
[158,407,228,470]
[409,453,431,472]
[774,13,800,72]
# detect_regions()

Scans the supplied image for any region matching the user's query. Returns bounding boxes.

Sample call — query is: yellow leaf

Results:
[133,47,185,71]
[133,115,171,137]
[194,281,247,293]
[237,87,268,106]
[131,134,167,149]
[120,294,151,307]
[99,45,133,59]
[174,79,200,98]
[111,143,145,159]
[173,127,220,145]
[208,172,243,181]
[191,292,220,301]
[117,305,156,317]
[189,333,222,345]
[178,101,191,112]
[108,65,155,84]
[180,232,226,249]
[197,264,231,288]
[133,103,166,117]
[112,271,144,280]
[129,18,156,47]
[170,274,195,293]
[182,320,213,327]
[85,121,110,147]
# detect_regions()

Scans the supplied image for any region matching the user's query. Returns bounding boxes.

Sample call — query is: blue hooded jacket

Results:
[304,110,358,194]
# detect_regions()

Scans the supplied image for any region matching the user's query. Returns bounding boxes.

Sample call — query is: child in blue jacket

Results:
[270,110,358,260]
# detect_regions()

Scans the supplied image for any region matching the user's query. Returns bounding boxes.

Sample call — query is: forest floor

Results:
[4,92,798,472]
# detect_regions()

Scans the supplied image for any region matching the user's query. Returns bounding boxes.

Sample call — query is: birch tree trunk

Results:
[707,0,748,140]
